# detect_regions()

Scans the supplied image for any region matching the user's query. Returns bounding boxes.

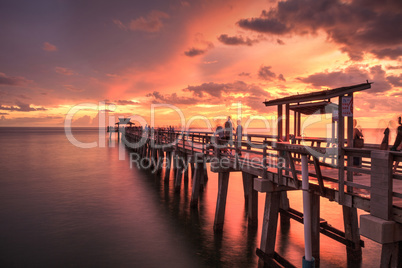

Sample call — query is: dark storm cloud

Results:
[217,34,258,46]
[237,0,402,60]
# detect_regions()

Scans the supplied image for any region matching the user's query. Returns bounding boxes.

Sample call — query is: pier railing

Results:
[122,127,402,223]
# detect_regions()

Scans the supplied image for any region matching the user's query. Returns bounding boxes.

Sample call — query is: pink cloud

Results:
[114,10,169,33]
[42,42,57,52]
[55,67,76,76]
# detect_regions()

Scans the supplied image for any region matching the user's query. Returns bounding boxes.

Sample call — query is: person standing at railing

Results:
[224,116,234,150]
[214,121,225,152]
[391,116,402,151]
[391,117,402,172]
[353,119,364,176]
[236,120,243,156]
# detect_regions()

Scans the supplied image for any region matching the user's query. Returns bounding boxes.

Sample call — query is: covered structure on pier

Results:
[263,82,372,146]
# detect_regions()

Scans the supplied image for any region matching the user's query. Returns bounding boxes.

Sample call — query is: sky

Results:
[0,0,402,130]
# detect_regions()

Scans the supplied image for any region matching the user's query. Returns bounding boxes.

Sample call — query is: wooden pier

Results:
[113,83,402,267]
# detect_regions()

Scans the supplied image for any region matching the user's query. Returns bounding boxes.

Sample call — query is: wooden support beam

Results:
[256,249,296,268]
[311,193,320,264]
[338,95,345,204]
[214,171,230,232]
[312,156,326,196]
[183,154,189,182]
[286,151,299,188]
[343,206,362,263]
[259,191,281,268]
[347,93,354,193]
[297,112,301,137]
[242,172,249,205]
[278,104,283,141]
[190,154,204,208]
[164,151,172,181]
[247,174,258,227]
[285,103,290,141]
[280,192,291,229]
[293,110,297,138]
[380,241,402,268]
[174,154,183,192]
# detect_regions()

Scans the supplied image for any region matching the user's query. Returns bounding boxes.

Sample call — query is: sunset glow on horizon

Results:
[1,0,401,129]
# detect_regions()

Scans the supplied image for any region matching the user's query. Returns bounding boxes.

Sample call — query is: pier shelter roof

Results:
[262,82,372,144]
[263,82,372,107]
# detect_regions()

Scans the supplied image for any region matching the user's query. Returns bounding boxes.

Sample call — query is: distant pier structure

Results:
[113,82,402,268]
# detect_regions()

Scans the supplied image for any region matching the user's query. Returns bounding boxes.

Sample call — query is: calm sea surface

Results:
[0,127,384,267]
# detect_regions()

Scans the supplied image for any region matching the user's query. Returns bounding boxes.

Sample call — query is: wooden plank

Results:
[344,181,371,191]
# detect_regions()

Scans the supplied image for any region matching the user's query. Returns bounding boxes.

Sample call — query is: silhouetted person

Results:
[224,116,234,148]
[380,127,390,150]
[236,120,243,156]
[353,119,363,176]
[391,116,402,151]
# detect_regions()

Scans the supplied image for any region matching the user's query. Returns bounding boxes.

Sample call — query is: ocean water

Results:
[0,127,383,267]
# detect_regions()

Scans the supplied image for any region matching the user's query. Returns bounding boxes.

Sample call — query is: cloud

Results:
[217,34,259,46]
[258,65,285,81]
[55,67,76,76]
[297,65,392,93]
[258,66,276,80]
[371,47,402,60]
[146,81,270,112]
[387,74,402,87]
[0,101,47,112]
[278,74,286,81]
[239,72,251,77]
[114,10,169,32]
[146,91,198,105]
[0,72,31,86]
[276,39,285,45]
[0,116,63,126]
[184,48,208,57]
[64,85,84,92]
[237,0,402,60]
[42,42,57,52]
[115,100,140,105]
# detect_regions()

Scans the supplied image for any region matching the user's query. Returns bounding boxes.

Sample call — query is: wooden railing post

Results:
[370,150,393,220]
[263,146,267,180]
